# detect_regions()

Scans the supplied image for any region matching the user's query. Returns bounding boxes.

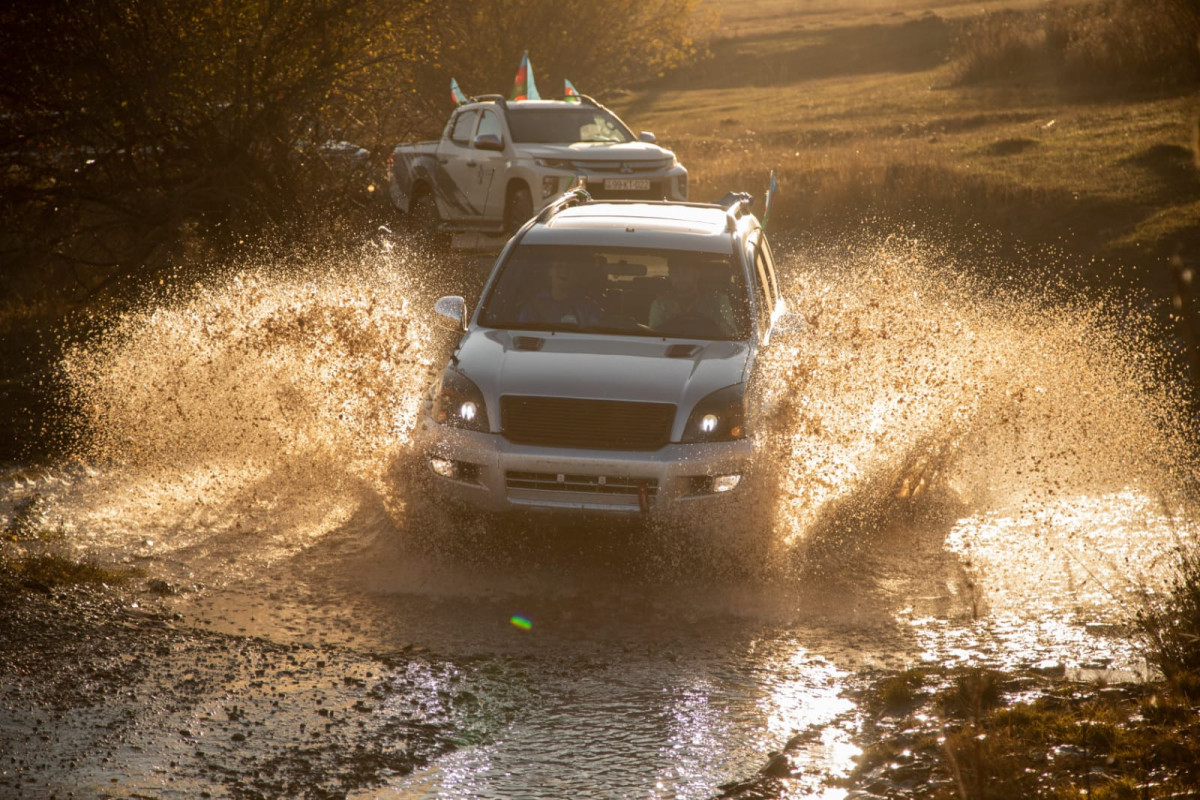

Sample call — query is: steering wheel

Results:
[658,312,725,339]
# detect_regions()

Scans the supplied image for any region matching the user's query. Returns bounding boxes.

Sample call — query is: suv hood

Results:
[523,142,675,163]
[457,330,749,428]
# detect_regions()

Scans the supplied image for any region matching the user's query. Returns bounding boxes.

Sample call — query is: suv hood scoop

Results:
[665,343,701,358]
[512,336,545,351]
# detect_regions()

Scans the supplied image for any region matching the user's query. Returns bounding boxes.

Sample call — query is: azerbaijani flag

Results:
[763,169,779,230]
[564,79,581,103]
[510,51,540,101]
[450,78,468,106]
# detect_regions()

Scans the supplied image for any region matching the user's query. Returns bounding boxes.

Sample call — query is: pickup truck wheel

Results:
[504,185,534,234]
[410,191,448,250]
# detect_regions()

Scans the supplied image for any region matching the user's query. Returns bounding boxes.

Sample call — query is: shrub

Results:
[951,0,1200,89]
[1136,543,1200,699]
[435,0,714,98]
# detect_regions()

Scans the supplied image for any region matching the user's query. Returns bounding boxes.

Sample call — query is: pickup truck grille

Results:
[583,158,675,173]
[500,396,674,451]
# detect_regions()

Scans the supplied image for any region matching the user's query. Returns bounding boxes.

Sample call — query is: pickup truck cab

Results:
[415,190,788,519]
[388,95,688,237]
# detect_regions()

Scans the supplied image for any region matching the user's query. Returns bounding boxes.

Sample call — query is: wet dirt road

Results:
[2,236,1196,798]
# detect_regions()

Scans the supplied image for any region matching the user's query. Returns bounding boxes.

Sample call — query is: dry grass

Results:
[952,0,1200,88]
[612,0,1200,266]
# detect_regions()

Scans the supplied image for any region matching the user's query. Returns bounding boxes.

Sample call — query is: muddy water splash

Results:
[34,243,443,577]
[6,232,1196,596]
[762,234,1196,627]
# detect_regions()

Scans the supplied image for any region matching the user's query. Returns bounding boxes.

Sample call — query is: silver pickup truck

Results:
[387,95,688,237]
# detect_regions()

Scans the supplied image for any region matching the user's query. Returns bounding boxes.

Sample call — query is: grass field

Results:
[610,0,1199,288]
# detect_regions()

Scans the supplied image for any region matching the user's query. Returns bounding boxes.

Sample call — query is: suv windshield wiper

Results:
[489,321,578,333]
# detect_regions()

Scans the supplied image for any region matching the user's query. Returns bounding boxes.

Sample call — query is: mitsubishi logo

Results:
[619,163,633,174]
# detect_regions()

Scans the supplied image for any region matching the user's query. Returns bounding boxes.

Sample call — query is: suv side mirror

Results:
[474,133,504,151]
[637,131,657,144]
[434,295,467,331]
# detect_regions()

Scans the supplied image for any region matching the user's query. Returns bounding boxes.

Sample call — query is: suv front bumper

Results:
[414,416,752,516]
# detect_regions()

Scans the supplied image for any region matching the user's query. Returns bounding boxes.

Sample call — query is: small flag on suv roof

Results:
[510,51,540,101]
[450,78,468,106]
[763,169,779,230]
[564,79,581,102]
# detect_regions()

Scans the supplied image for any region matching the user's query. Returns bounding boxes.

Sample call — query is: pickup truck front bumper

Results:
[537,165,688,208]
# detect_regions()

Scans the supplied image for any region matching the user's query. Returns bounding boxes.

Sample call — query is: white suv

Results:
[416,190,788,516]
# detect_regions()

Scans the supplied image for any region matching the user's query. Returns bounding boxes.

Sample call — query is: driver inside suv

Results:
[648,256,736,338]
[517,260,603,327]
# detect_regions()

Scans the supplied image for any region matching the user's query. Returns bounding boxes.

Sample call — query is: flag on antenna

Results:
[450,78,468,106]
[564,79,581,102]
[763,170,779,230]
[510,51,540,101]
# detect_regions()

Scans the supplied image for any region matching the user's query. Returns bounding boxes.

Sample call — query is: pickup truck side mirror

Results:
[434,295,467,331]
[637,131,657,144]
[473,133,504,152]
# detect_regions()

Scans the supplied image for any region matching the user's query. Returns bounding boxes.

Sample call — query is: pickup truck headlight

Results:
[432,368,490,432]
[681,384,747,443]
[534,157,575,170]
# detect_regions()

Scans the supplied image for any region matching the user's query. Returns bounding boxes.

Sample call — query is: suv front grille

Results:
[500,396,674,451]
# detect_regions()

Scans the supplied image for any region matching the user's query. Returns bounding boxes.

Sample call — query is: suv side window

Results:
[449,110,479,146]
[746,235,772,336]
[758,237,781,307]
[476,110,503,145]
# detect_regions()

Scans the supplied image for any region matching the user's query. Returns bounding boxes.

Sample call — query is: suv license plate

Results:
[603,178,650,191]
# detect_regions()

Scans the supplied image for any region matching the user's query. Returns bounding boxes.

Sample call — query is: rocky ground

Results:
[0,578,464,800]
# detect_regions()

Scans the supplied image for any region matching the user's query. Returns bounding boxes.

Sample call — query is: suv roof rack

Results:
[535,181,593,223]
[716,192,755,231]
[469,94,508,107]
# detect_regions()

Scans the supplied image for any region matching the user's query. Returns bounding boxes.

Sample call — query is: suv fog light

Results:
[429,457,480,484]
[542,176,558,198]
[712,474,741,493]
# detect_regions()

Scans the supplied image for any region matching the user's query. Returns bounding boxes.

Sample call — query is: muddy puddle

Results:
[2,235,1196,798]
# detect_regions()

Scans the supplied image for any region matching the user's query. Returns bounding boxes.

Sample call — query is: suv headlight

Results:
[681,384,746,443]
[432,368,490,432]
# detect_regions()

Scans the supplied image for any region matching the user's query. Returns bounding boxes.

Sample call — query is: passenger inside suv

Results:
[648,256,737,338]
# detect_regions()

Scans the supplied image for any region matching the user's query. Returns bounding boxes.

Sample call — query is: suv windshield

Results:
[479,244,751,341]
[506,107,634,144]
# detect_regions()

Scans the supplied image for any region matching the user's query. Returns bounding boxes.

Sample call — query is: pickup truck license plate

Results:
[603,178,650,191]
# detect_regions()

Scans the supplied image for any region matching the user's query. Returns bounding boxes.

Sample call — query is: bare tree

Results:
[0,0,439,304]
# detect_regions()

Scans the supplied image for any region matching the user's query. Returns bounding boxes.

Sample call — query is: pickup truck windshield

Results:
[479,244,751,341]
[506,107,634,144]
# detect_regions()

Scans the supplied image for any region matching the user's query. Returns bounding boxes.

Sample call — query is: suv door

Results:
[437,109,482,221]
